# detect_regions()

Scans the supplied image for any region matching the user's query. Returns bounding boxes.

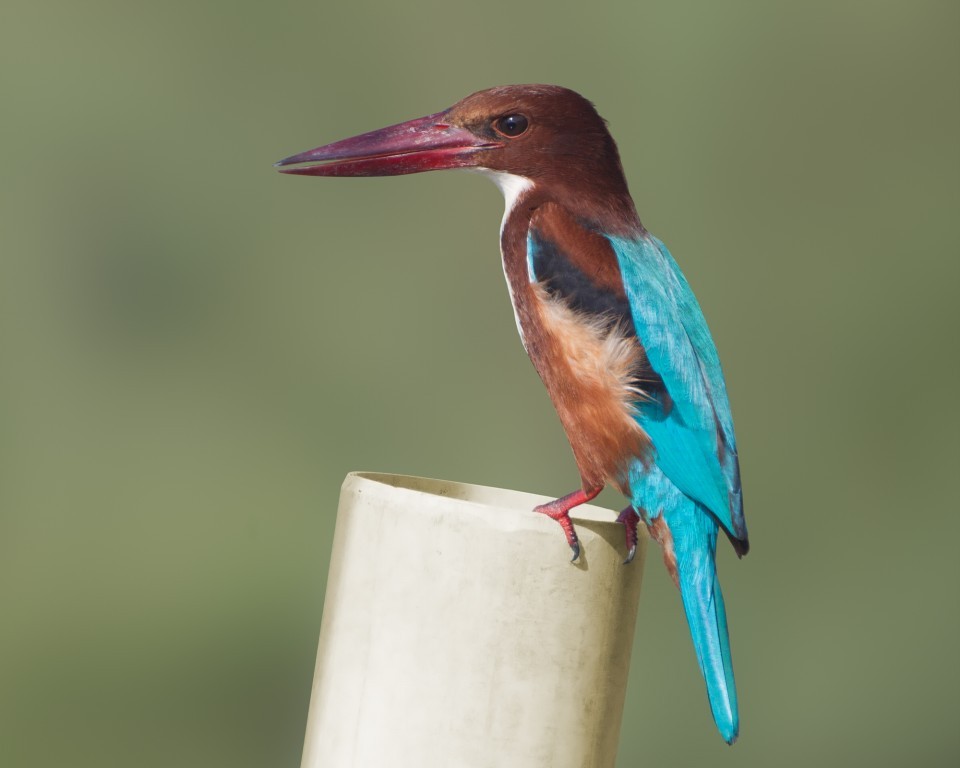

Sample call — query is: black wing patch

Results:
[528,230,637,336]
[527,208,667,399]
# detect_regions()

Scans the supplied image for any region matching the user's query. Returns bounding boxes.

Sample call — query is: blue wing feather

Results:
[609,233,746,543]
[524,214,744,742]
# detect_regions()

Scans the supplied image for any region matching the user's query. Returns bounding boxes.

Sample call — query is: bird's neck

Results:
[483,170,642,236]
[492,179,636,353]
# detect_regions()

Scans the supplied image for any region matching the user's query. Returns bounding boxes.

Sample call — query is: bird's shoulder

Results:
[526,202,634,328]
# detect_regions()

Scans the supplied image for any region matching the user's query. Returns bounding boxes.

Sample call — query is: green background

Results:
[2,1,957,766]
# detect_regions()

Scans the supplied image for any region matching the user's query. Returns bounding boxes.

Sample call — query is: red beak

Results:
[275,111,501,177]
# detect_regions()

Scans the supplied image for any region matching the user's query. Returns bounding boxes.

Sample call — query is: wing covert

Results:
[609,233,747,545]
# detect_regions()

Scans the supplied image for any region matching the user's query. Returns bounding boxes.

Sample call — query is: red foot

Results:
[616,506,640,565]
[534,488,601,562]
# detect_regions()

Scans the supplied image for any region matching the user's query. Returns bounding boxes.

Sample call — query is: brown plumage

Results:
[530,203,628,299]
[498,202,652,494]
[444,85,642,236]
[646,516,679,588]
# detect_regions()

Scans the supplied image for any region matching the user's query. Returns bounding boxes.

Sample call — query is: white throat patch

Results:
[475,170,534,234]
[471,169,535,348]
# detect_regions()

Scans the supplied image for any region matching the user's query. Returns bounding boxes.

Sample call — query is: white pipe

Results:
[300,472,647,768]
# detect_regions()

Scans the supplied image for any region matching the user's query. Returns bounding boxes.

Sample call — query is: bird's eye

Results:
[493,114,529,138]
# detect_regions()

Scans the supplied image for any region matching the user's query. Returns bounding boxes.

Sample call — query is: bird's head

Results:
[276,85,639,230]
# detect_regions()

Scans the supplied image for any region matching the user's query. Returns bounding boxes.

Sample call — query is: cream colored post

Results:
[300,472,647,768]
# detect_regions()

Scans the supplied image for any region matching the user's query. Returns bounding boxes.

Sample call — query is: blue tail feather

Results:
[669,500,739,744]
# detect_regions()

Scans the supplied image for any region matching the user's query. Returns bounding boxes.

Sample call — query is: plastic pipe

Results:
[300,472,646,768]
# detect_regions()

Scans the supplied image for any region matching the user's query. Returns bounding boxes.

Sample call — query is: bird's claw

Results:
[534,500,582,563]
[617,505,639,565]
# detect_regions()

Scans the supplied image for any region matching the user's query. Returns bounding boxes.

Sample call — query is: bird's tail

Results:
[668,503,740,744]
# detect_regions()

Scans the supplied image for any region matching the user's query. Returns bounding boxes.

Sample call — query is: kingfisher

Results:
[276,85,748,744]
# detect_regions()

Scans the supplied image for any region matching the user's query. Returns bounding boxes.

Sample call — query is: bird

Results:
[276,84,749,744]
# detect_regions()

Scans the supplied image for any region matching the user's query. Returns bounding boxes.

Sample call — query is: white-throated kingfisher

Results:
[277,85,749,744]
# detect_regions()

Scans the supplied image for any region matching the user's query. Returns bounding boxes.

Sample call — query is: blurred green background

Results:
[2,1,958,766]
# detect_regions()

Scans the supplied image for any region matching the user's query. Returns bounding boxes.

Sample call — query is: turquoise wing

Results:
[609,232,747,545]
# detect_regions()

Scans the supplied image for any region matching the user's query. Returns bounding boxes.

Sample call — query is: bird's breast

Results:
[517,280,652,490]
[496,199,651,490]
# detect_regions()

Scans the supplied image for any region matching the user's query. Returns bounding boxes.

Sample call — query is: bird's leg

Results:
[534,487,601,562]
[616,505,640,565]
